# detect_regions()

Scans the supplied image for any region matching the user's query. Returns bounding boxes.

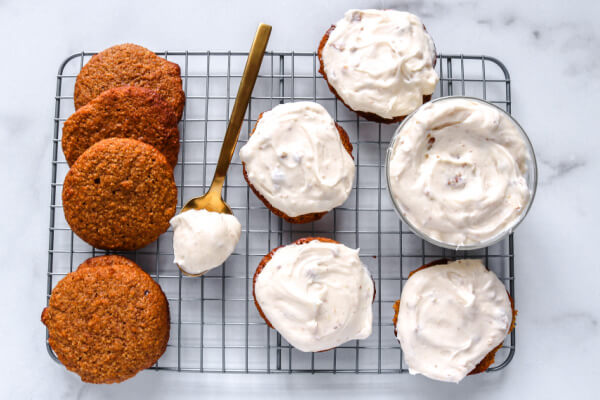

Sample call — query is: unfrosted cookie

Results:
[41,255,170,384]
[62,138,177,250]
[74,43,185,120]
[63,86,180,167]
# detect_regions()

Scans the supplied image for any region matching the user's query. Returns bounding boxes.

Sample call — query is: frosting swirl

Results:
[387,98,532,246]
[396,259,513,383]
[321,9,438,119]
[239,102,355,217]
[170,209,241,275]
[254,240,374,352]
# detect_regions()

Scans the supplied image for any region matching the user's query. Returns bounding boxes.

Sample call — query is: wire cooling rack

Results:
[47,51,515,374]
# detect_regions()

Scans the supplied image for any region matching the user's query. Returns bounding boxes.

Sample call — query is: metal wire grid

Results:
[47,51,515,374]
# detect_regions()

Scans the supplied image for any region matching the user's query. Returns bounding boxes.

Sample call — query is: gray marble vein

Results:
[539,158,586,185]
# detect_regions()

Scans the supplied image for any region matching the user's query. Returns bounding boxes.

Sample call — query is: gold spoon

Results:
[177,23,271,276]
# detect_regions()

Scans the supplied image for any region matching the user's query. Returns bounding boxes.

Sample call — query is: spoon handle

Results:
[209,23,272,194]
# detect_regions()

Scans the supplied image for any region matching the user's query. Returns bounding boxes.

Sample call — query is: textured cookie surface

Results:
[41,255,170,384]
[62,138,177,250]
[74,43,185,119]
[63,86,180,167]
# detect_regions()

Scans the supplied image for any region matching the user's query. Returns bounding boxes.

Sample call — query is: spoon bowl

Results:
[181,177,232,215]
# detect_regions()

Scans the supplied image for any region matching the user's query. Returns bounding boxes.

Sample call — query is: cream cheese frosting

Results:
[170,209,241,275]
[387,97,532,247]
[396,259,513,383]
[254,240,374,352]
[239,102,355,217]
[321,9,438,119]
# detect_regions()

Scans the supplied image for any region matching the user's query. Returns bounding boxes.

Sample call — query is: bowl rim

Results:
[384,95,538,251]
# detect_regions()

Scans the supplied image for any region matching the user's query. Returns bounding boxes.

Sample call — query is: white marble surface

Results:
[1,0,599,398]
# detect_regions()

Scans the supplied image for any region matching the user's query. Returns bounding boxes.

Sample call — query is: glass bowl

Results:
[385,96,538,251]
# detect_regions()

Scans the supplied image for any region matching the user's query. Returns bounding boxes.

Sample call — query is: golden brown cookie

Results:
[41,255,170,384]
[242,112,354,224]
[392,259,517,375]
[63,86,180,168]
[62,138,177,250]
[317,25,435,124]
[74,43,185,120]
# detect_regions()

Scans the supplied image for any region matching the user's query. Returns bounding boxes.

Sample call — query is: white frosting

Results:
[322,9,438,119]
[239,102,355,217]
[388,98,531,247]
[254,240,373,352]
[396,259,513,383]
[170,209,241,275]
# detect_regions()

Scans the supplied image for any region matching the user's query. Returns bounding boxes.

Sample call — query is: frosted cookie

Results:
[239,102,355,223]
[393,259,516,383]
[318,9,438,123]
[253,237,374,352]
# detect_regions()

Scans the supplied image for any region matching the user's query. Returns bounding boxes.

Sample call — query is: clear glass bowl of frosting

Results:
[385,96,537,250]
